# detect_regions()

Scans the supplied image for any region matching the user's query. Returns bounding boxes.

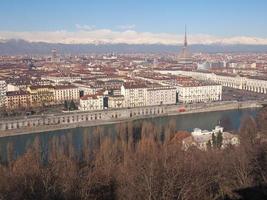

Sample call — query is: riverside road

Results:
[0,100,264,137]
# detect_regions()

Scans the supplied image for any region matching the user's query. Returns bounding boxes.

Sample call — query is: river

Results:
[0,108,260,162]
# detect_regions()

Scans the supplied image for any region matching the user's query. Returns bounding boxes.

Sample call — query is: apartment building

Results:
[108,95,125,108]
[121,83,147,108]
[54,85,79,104]
[146,86,177,106]
[5,91,31,110]
[42,76,81,84]
[177,83,222,103]
[162,70,267,94]
[79,94,104,111]
[27,85,55,107]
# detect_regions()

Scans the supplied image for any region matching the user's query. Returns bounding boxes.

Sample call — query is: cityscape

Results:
[0,1,267,200]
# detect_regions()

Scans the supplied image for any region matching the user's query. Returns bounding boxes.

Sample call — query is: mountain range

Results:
[1,39,267,55]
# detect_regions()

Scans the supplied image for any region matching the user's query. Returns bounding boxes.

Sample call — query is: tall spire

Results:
[184,25,187,47]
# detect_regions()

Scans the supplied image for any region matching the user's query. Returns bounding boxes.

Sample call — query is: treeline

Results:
[0,108,267,200]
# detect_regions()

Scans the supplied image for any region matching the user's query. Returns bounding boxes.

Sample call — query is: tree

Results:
[256,106,267,133]
[64,100,69,111]
[206,140,212,150]
[212,132,216,147]
[69,100,76,111]
[164,119,176,142]
[217,131,223,149]
[239,115,258,146]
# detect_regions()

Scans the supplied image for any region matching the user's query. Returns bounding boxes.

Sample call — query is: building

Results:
[121,83,147,108]
[5,91,31,110]
[119,83,178,108]
[177,82,222,103]
[160,70,267,94]
[0,80,7,108]
[182,126,239,151]
[146,86,177,106]
[197,62,211,70]
[54,85,79,104]
[42,76,81,84]
[7,84,20,92]
[108,95,125,108]
[73,81,97,96]
[51,49,60,62]
[165,76,222,103]
[178,26,193,65]
[27,85,55,107]
[79,94,104,111]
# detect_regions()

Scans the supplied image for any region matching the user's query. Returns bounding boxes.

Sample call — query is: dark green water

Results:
[0,108,259,162]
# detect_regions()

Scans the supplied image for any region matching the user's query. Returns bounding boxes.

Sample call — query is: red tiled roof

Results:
[6,91,30,96]
[29,85,54,90]
[81,94,100,100]
[54,85,78,90]
[123,82,147,89]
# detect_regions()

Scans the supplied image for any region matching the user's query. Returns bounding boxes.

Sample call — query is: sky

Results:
[0,0,267,45]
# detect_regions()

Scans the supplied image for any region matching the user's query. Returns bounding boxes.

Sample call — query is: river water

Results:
[0,108,260,162]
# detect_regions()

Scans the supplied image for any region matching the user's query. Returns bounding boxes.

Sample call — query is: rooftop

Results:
[80,94,102,100]
[6,90,30,96]
[123,82,148,89]
[54,85,78,90]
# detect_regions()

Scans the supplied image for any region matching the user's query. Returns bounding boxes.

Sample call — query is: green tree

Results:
[69,100,76,110]
[217,131,223,148]
[64,100,69,110]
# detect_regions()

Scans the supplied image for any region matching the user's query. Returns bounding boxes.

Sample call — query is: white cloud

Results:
[0,29,267,45]
[75,24,96,31]
[117,24,136,30]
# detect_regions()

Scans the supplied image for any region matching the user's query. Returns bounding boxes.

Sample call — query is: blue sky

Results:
[0,0,267,44]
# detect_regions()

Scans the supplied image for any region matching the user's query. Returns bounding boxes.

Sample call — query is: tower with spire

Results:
[178,25,193,65]
[184,25,187,47]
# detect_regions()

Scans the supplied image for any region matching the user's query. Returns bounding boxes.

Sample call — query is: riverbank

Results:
[0,101,262,138]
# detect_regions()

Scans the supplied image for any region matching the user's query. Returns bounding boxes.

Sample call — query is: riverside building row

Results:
[136,73,222,104]
[0,75,223,111]
[175,82,222,103]
[3,85,79,109]
[79,81,222,111]
[160,70,267,94]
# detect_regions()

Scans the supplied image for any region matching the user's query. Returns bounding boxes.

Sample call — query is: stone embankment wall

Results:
[0,101,262,137]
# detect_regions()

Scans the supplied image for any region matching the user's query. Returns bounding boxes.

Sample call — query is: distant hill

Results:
[1,39,267,55]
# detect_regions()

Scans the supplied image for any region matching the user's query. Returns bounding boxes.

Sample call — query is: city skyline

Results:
[1,2,267,200]
[1,0,267,45]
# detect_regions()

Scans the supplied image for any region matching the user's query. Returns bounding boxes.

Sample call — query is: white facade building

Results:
[121,83,178,108]
[54,85,79,103]
[121,83,147,108]
[79,94,103,111]
[7,84,20,92]
[108,95,125,108]
[177,84,222,103]
[159,70,267,94]
[146,86,177,106]
[42,76,82,84]
[182,126,239,151]
[0,80,7,107]
[73,82,104,96]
